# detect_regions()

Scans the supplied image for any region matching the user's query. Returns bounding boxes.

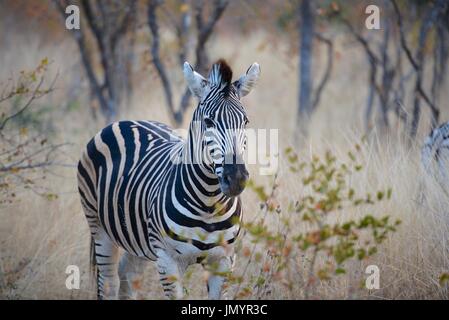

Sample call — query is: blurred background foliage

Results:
[1,0,449,299]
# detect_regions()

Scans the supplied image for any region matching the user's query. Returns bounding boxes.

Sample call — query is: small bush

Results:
[0,58,61,204]
[229,145,401,299]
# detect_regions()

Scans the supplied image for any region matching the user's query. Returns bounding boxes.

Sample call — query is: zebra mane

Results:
[208,59,233,96]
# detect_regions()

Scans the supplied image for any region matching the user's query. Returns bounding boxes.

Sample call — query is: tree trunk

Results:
[296,0,314,141]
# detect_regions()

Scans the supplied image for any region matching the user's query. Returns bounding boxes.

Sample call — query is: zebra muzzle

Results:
[219,163,249,197]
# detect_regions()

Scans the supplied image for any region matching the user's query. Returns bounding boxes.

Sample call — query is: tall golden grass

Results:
[1,27,448,299]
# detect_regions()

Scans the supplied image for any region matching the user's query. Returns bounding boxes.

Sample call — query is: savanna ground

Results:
[1,2,449,300]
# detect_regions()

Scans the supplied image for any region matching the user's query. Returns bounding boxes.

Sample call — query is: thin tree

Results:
[54,0,137,124]
[148,0,229,126]
[391,0,447,137]
[296,0,333,141]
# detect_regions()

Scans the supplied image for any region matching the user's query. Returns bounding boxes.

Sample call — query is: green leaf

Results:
[357,249,366,260]
[387,188,392,199]
[45,193,58,201]
[439,273,449,286]
[335,267,346,275]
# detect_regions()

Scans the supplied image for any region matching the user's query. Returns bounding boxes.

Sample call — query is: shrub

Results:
[230,145,401,299]
[0,58,62,204]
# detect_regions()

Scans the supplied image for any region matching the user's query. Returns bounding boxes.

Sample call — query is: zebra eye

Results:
[204,117,215,128]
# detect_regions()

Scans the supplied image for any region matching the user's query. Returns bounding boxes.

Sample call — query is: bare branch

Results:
[177,0,230,119]
[0,73,57,131]
[148,0,229,126]
[312,33,333,110]
[111,1,137,48]
[54,0,136,123]
[147,0,178,125]
[341,18,380,65]
[195,0,229,65]
[160,0,191,68]
[53,0,110,117]
[0,143,69,173]
[340,16,382,131]
[391,0,442,133]
[390,0,419,70]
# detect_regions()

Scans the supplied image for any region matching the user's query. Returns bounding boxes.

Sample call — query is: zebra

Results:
[77,59,261,299]
[421,122,449,191]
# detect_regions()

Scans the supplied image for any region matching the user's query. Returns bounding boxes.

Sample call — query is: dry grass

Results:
[1,24,449,299]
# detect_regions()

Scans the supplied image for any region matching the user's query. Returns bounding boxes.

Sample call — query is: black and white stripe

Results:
[422,122,449,181]
[77,59,260,299]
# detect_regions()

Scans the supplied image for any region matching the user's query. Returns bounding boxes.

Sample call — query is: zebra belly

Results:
[98,205,156,261]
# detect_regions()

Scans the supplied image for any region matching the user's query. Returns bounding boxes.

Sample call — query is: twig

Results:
[148,0,229,126]
[233,174,278,300]
[148,0,178,125]
[0,143,69,173]
[391,0,443,133]
[312,33,333,110]
[0,76,53,131]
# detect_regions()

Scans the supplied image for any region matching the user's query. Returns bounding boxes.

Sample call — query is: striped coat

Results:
[422,122,449,187]
[77,59,260,299]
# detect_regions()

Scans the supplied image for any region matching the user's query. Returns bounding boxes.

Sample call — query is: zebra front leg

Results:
[93,228,121,300]
[118,252,147,299]
[206,255,233,300]
[156,249,183,299]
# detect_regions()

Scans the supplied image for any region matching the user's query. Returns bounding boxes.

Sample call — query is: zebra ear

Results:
[183,62,208,99]
[234,62,260,98]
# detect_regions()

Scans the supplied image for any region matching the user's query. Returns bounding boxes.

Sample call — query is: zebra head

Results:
[183,59,261,197]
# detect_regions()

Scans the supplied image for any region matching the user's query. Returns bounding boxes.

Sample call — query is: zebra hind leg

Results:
[156,249,184,299]
[92,228,121,300]
[118,252,147,299]
[206,255,233,300]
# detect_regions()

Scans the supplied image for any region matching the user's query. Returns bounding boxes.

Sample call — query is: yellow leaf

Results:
[20,127,28,136]
[180,3,189,13]
[45,193,59,201]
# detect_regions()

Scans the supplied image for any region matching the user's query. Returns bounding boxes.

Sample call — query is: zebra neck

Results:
[182,122,215,175]
[178,162,227,208]
[177,130,232,210]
